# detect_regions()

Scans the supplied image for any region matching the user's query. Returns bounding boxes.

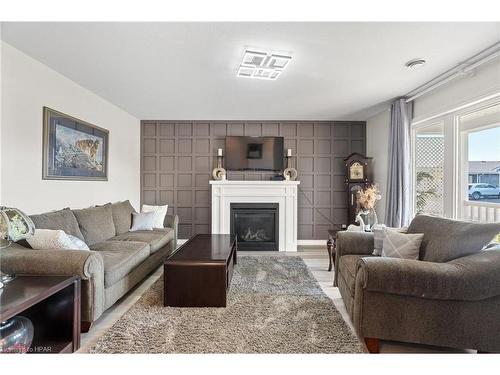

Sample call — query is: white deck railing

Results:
[462,201,500,223]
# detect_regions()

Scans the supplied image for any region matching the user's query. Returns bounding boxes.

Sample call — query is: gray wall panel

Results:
[141,120,366,240]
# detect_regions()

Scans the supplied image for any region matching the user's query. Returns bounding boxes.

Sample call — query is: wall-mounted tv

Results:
[225,136,284,171]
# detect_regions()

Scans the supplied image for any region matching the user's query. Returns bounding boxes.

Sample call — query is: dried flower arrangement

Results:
[356,184,382,212]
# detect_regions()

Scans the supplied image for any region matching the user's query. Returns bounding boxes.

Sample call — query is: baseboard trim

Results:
[178,239,324,247]
[297,240,326,246]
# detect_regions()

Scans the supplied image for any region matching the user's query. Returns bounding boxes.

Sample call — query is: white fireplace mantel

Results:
[210,180,300,251]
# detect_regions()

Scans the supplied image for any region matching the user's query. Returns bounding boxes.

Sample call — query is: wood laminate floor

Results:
[79,246,473,353]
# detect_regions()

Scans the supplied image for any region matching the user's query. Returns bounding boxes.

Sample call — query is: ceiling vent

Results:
[237,49,292,80]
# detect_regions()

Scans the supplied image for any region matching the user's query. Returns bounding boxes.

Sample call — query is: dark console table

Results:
[164,234,237,307]
[326,225,347,271]
[0,276,81,353]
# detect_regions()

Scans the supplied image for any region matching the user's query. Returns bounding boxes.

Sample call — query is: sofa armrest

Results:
[1,243,103,280]
[336,231,375,257]
[164,214,179,237]
[1,243,106,323]
[356,249,500,301]
[334,231,375,286]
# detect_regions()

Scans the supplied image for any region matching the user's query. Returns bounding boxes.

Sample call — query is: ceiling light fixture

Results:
[405,58,427,70]
[237,49,292,80]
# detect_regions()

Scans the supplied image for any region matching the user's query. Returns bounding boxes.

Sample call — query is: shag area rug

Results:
[90,256,364,353]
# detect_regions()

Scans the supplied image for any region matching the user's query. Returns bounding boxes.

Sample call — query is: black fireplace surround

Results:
[230,203,279,251]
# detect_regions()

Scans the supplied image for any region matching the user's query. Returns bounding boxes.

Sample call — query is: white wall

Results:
[366,108,391,221]
[1,42,140,214]
[413,57,500,122]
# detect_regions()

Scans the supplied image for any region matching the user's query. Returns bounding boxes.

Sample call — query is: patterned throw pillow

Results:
[381,229,424,260]
[66,234,90,250]
[26,229,89,250]
[141,204,168,229]
[372,226,407,256]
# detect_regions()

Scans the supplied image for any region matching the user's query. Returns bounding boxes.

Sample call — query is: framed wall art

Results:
[42,107,109,180]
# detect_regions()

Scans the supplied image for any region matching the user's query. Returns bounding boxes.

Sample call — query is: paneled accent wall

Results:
[141,121,366,240]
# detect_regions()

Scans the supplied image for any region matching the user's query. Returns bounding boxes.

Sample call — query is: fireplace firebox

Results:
[230,203,279,251]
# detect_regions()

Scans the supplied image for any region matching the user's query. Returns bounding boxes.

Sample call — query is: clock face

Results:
[349,162,364,180]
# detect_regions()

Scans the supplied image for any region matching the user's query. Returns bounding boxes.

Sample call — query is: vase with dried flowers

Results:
[355,184,381,231]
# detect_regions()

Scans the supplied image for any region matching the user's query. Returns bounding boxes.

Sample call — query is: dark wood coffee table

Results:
[164,234,237,307]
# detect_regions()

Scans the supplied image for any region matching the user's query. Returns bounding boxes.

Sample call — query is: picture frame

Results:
[42,107,109,181]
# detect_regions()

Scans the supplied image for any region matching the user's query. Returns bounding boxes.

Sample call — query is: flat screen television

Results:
[225,136,284,171]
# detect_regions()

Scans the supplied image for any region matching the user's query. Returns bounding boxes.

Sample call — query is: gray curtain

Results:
[385,98,413,227]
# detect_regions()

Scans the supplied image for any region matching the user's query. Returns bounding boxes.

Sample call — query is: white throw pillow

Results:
[141,204,168,228]
[372,226,408,256]
[381,229,424,260]
[130,211,155,231]
[26,229,89,250]
[66,234,90,250]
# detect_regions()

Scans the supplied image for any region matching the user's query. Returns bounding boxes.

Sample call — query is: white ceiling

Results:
[2,22,499,120]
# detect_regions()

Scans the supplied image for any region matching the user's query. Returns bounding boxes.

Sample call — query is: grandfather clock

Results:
[344,153,372,225]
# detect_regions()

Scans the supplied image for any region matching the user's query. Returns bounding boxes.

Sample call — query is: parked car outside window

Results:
[468,183,500,200]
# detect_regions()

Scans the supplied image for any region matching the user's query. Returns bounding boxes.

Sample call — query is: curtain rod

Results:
[404,42,500,103]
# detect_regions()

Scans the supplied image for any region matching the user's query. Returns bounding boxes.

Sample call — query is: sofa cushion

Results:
[408,215,500,262]
[110,228,174,254]
[111,200,136,235]
[29,208,85,241]
[90,240,150,287]
[339,254,376,294]
[72,204,116,246]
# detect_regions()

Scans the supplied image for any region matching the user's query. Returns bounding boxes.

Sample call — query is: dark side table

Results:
[0,276,81,353]
[326,225,347,271]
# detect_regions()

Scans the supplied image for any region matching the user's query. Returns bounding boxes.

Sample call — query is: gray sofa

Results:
[334,215,500,353]
[1,201,178,332]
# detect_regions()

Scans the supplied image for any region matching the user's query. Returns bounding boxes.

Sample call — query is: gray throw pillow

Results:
[30,208,85,241]
[372,225,386,255]
[372,225,408,256]
[72,204,116,246]
[130,211,155,231]
[408,215,500,262]
[382,229,424,260]
[111,200,136,235]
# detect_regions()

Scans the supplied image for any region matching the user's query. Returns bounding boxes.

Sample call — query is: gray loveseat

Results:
[1,201,178,332]
[334,215,500,353]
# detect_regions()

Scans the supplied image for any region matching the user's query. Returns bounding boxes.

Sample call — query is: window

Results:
[459,103,500,218]
[412,97,500,223]
[413,122,445,216]
[464,125,500,203]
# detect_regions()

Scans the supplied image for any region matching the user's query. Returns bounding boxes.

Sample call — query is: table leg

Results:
[326,237,333,271]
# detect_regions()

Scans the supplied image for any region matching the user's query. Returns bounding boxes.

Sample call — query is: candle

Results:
[287,149,292,157]
[217,148,223,156]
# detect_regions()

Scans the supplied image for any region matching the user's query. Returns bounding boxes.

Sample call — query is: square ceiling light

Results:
[237,49,292,80]
[267,54,292,70]
[241,50,268,67]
